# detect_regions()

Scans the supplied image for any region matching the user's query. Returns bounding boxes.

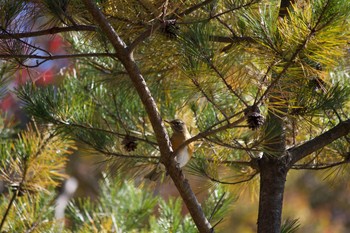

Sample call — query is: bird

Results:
[145,119,194,181]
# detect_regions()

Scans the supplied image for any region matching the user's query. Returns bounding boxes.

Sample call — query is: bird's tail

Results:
[144,168,162,181]
[144,164,163,181]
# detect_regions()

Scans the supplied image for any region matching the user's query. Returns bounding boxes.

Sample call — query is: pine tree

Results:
[0,0,350,232]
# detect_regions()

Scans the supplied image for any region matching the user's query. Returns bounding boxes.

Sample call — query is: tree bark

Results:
[289,119,350,164]
[257,157,288,233]
[257,89,289,232]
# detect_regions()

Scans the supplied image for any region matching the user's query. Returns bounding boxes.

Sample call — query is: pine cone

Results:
[308,76,325,91]
[244,106,265,130]
[122,135,138,152]
[315,62,323,71]
[308,62,325,91]
[162,19,179,38]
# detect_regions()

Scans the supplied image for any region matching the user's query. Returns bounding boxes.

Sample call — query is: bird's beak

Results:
[164,119,171,124]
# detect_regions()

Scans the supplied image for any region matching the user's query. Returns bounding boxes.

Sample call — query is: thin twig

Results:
[205,172,258,185]
[291,159,350,170]
[204,136,255,151]
[1,27,51,57]
[211,218,224,231]
[56,119,158,146]
[178,0,216,17]
[0,25,97,39]
[0,52,116,60]
[253,60,278,105]
[0,53,117,68]
[209,192,226,221]
[216,17,237,37]
[207,60,249,107]
[179,0,260,24]
[172,116,246,159]
[0,188,18,231]
[209,35,255,44]
[191,78,229,120]
[128,23,161,53]
[193,156,254,167]
[90,146,160,160]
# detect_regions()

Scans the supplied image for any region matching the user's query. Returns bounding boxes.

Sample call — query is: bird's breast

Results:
[171,131,193,168]
[176,146,191,168]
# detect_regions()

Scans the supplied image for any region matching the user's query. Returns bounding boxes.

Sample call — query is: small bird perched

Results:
[145,119,194,181]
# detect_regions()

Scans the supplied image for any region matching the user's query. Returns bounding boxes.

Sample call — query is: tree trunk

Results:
[257,157,288,233]
[257,90,289,233]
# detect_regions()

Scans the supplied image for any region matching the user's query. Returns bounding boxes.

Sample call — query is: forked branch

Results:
[288,119,350,165]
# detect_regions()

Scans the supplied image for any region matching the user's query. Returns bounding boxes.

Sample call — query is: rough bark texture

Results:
[257,93,288,232]
[257,157,289,233]
[289,119,350,164]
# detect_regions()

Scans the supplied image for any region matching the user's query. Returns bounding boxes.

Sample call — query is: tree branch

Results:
[291,159,350,170]
[179,0,260,24]
[0,53,116,68]
[55,120,158,146]
[128,23,161,53]
[288,119,350,165]
[191,78,229,119]
[0,25,97,39]
[207,60,249,107]
[178,0,216,17]
[204,171,258,185]
[79,139,160,161]
[0,53,116,60]
[81,0,213,232]
[172,116,246,159]
[0,188,18,231]
[194,156,254,167]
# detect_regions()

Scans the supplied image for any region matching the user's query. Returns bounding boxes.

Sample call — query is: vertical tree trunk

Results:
[257,157,288,233]
[257,92,289,232]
